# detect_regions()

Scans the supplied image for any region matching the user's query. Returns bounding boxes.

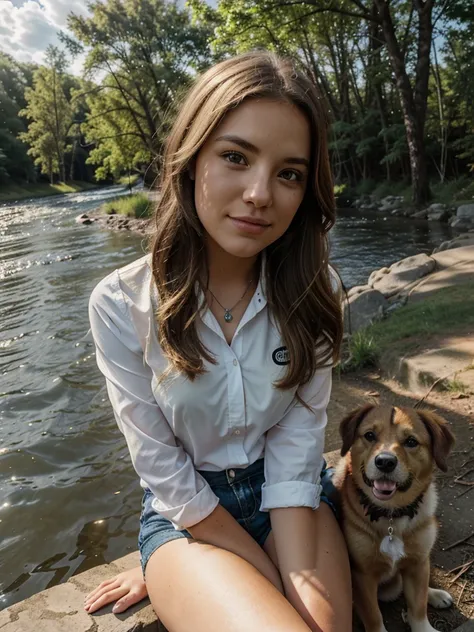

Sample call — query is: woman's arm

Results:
[89,273,282,592]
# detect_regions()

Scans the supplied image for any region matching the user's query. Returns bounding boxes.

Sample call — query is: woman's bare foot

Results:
[84,565,148,614]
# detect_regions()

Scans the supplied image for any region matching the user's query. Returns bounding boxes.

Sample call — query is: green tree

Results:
[20,46,74,183]
[0,52,36,182]
[200,0,468,205]
[64,0,213,182]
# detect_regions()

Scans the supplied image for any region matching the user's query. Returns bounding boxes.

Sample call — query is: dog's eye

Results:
[364,431,377,442]
[404,436,419,448]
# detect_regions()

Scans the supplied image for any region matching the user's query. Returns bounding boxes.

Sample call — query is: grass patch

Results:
[101,192,152,218]
[366,282,474,354]
[443,378,467,394]
[342,282,474,374]
[371,180,412,202]
[0,181,97,202]
[0,180,98,203]
[341,331,380,372]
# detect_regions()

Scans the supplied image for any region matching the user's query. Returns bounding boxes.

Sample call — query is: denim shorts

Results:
[138,457,336,575]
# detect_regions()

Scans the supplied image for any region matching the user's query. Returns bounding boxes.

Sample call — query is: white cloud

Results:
[0,0,89,71]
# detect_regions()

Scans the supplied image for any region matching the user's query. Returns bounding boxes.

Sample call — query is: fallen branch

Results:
[457,580,467,606]
[444,533,474,551]
[448,561,473,586]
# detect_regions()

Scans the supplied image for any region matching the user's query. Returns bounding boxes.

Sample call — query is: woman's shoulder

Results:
[89,254,153,315]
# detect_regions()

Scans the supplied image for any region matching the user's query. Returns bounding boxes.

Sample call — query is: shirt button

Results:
[233,359,238,366]
[228,469,235,479]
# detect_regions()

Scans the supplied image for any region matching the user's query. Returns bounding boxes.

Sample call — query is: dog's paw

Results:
[407,613,439,632]
[427,587,453,609]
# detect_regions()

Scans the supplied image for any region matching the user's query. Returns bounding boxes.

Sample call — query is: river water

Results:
[0,186,454,608]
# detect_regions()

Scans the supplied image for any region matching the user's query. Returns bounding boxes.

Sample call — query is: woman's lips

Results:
[229,217,270,235]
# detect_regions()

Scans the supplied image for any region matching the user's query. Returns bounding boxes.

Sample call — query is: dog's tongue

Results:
[372,479,396,500]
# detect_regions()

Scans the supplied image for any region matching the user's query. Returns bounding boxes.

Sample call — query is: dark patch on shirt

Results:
[272,346,290,365]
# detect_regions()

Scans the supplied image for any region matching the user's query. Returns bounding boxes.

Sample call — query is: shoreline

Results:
[0,181,101,204]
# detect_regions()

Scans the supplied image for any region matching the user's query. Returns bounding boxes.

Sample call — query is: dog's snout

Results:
[375,452,398,473]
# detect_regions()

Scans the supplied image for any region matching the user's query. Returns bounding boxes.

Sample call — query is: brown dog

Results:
[333,405,455,632]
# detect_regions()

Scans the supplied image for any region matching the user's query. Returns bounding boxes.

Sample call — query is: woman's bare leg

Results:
[269,503,352,632]
[144,537,312,632]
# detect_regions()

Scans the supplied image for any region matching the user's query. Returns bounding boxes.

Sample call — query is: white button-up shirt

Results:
[89,254,332,530]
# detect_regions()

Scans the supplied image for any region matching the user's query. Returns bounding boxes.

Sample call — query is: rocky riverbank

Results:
[354,194,474,231]
[343,233,474,333]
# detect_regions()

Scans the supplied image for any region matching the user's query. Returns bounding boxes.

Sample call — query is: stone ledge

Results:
[0,552,164,632]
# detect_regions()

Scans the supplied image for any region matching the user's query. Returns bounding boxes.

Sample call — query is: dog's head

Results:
[339,405,454,505]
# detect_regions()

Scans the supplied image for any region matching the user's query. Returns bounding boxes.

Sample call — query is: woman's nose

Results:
[242,172,273,208]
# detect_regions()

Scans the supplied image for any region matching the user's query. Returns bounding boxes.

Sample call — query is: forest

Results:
[0,0,473,205]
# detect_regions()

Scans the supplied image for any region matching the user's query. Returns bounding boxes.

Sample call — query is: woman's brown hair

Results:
[151,50,342,390]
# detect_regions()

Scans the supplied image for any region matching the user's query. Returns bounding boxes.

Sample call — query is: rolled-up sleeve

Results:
[260,365,332,511]
[88,274,219,530]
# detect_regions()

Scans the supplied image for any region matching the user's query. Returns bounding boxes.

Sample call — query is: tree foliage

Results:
[63,0,213,182]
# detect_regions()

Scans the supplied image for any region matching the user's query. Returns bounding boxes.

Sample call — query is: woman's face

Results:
[193,98,311,260]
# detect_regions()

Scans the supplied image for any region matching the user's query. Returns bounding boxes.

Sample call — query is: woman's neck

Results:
[205,239,259,289]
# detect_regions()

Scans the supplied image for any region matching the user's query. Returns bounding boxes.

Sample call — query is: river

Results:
[0,186,454,608]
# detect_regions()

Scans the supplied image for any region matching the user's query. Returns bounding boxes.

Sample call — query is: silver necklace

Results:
[207,279,253,323]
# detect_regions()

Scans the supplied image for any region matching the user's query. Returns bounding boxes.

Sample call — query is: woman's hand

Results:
[84,565,148,614]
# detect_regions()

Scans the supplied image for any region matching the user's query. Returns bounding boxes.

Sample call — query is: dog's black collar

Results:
[356,486,424,522]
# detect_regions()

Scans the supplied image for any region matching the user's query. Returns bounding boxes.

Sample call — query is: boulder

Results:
[450,217,473,230]
[347,284,371,299]
[390,208,405,217]
[427,203,448,213]
[368,253,436,298]
[433,233,474,253]
[379,196,404,212]
[413,209,428,219]
[456,203,474,221]
[75,213,95,225]
[343,288,388,333]
[427,209,450,222]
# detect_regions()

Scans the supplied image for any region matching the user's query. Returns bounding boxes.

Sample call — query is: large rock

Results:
[343,288,388,333]
[368,253,436,298]
[0,552,163,632]
[427,209,450,222]
[456,203,474,221]
[433,233,474,253]
[379,196,404,212]
[450,217,473,230]
[347,284,371,299]
[413,209,428,219]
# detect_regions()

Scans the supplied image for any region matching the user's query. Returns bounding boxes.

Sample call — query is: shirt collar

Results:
[198,255,268,339]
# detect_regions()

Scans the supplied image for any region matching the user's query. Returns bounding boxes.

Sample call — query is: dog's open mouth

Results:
[362,469,398,500]
[372,479,397,501]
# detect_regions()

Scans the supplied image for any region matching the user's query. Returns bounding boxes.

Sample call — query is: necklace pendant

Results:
[224,310,233,323]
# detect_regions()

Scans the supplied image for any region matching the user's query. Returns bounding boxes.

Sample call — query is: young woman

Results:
[86,51,352,631]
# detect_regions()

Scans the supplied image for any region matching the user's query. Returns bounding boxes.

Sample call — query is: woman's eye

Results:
[280,170,303,182]
[404,436,419,448]
[364,431,376,442]
[223,151,246,165]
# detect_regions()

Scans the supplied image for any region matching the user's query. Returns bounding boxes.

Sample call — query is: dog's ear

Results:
[340,404,375,456]
[417,409,455,472]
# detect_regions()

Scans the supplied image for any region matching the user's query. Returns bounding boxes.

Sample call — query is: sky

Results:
[1,0,105,74]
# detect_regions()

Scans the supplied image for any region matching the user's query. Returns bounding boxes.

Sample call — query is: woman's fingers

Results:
[111,587,147,613]
[84,577,119,603]
[85,586,127,613]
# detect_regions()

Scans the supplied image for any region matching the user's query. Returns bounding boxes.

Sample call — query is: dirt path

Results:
[327,372,474,631]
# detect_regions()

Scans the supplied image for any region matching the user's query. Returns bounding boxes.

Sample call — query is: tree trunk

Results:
[373,0,433,206]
